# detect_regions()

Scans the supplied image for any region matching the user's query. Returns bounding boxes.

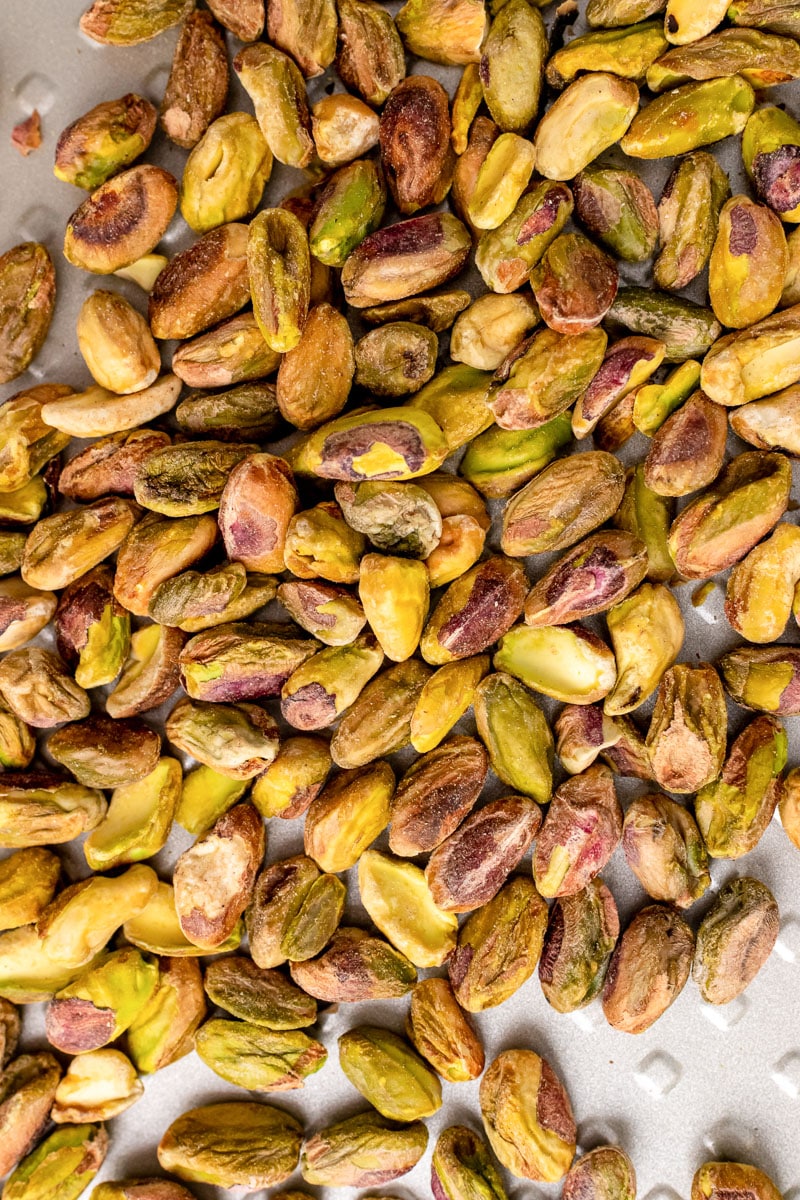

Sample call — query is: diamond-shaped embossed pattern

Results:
[634,1052,682,1099]
[772,1052,800,1099]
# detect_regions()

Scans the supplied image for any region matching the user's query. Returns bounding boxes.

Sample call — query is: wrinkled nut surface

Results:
[0,243,57,384]
[561,1147,637,1200]
[622,793,710,908]
[149,223,251,341]
[157,1101,303,1189]
[196,1019,327,1092]
[406,978,484,1082]
[602,903,695,1034]
[290,927,417,1003]
[0,1052,62,1177]
[431,1126,508,1200]
[338,1025,442,1121]
[161,11,229,150]
[380,76,455,216]
[204,956,317,1029]
[301,1111,428,1187]
[479,1049,576,1183]
[695,715,787,859]
[539,878,620,1014]
[646,663,728,794]
[691,1163,783,1200]
[693,877,779,1005]
[64,166,178,274]
[389,735,488,856]
[534,765,623,898]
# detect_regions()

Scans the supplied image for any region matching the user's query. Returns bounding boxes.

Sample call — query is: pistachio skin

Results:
[0,244,57,384]
[157,1102,303,1189]
[622,794,710,908]
[602,904,695,1034]
[338,1026,442,1121]
[431,1126,508,1200]
[561,1147,637,1200]
[479,1050,576,1182]
[691,1163,783,1200]
[539,879,620,1013]
[449,877,548,1011]
[693,877,779,1004]
[695,715,787,859]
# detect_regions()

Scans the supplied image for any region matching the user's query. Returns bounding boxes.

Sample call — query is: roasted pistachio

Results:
[58,429,170,502]
[691,1163,783,1200]
[407,979,484,1082]
[534,74,639,181]
[531,233,618,337]
[473,673,552,802]
[634,359,701,435]
[22,495,138,591]
[106,622,186,718]
[285,502,365,583]
[539,878,619,1013]
[339,1025,442,1120]
[389,735,487,856]
[731,383,800,454]
[301,1111,427,1186]
[0,702,35,771]
[336,0,406,106]
[234,43,314,168]
[743,105,800,222]
[602,903,694,1033]
[280,633,383,728]
[623,793,709,907]
[479,1049,576,1182]
[450,294,539,372]
[248,855,345,967]
[277,303,355,430]
[46,714,160,791]
[196,1019,326,1092]
[709,196,788,328]
[158,1102,302,1189]
[311,95,380,167]
[0,1053,62,1178]
[725,523,800,643]
[449,877,547,1011]
[92,1182,196,1200]
[562,1147,637,1200]
[55,94,157,189]
[290,926,417,1002]
[54,566,130,690]
[0,649,90,730]
[380,76,455,215]
[0,534,27,578]
[702,303,800,406]
[495,623,618,705]
[304,762,393,872]
[605,582,684,716]
[79,0,193,43]
[0,926,101,1004]
[133,440,253,517]
[502,452,624,559]
[336,480,442,558]
[655,151,730,290]
[695,715,787,858]
[331,659,432,768]
[84,758,181,871]
[650,26,800,91]
[342,213,471,308]
[181,114,271,234]
[4,1122,105,1200]
[176,768,247,836]
[475,180,574,293]
[431,1126,508,1200]
[587,0,666,24]
[646,663,727,793]
[204,956,316,1030]
[0,771,105,848]
[0,578,55,653]
[420,556,526,664]
[523,531,648,628]
[251,736,330,819]
[172,312,281,388]
[622,76,755,159]
[359,849,457,967]
[694,877,779,1004]
[361,290,471,331]
[488,326,607,429]
[0,243,56,384]
[277,580,366,647]
[265,0,336,76]
[166,697,279,778]
[248,209,311,354]
[127,956,206,1073]
[51,1051,142,1122]
[720,645,800,715]
[64,166,178,274]
[46,946,159,1053]
[38,866,157,971]
[533,765,622,898]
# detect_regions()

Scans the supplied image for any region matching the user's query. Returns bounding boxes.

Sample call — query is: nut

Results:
[480,0,547,133]
[494,624,618,706]
[126,956,206,1073]
[64,166,178,274]
[341,213,471,308]
[449,876,547,1011]
[54,565,131,690]
[172,312,281,389]
[331,659,431,768]
[562,1147,637,1200]
[251,736,331,819]
[149,223,250,340]
[336,0,406,107]
[174,803,264,950]
[523,531,648,628]
[54,93,157,189]
[432,1126,507,1200]
[161,10,228,149]
[621,76,755,159]
[246,855,345,967]
[233,43,314,168]
[643,390,727,497]
[285,501,365,581]
[633,359,701,436]
[301,1112,427,1187]
[45,946,159,1053]
[0,578,57,653]
[693,877,779,1004]
[572,336,665,439]
[473,673,553,802]
[389,735,488,856]
[622,793,710,907]
[123,881,243,958]
[691,1163,783,1200]
[709,196,788,328]
[135,441,254,517]
[0,771,105,848]
[206,0,264,39]
[40,375,181,439]
[380,76,455,215]
[166,698,279,779]
[277,580,366,647]
[355,323,437,396]
[534,765,623,898]
[106,622,186,718]
[475,180,574,294]
[613,465,676,583]
[548,23,667,90]
[0,650,91,730]
[410,655,490,753]
[38,866,158,970]
[655,150,730,290]
[196,1019,327,1092]
[488,326,608,431]
[336,480,442,558]
[339,1025,442,1120]
[539,879,620,1013]
[605,582,685,716]
[396,0,486,64]
[84,757,181,870]
[608,287,722,361]
[407,980,484,1082]
[311,94,379,167]
[80,0,194,43]
[479,1049,576,1182]
[602,903,695,1033]
[359,849,458,967]
[532,233,619,337]
[743,104,800,221]
[290,926,417,1002]
[0,848,59,931]
[695,714,787,858]
[719,645,800,716]
[157,1102,302,1190]
[725,523,800,643]
[0,1053,62,1178]
[277,303,355,429]
[204,956,317,1029]
[646,663,727,793]
[47,715,160,790]
[181,113,272,233]
[58,430,170,502]
[248,209,311,354]
[421,556,527,664]
[701,304,800,406]
[451,294,540,372]
[51,1050,142,1122]
[534,74,639,181]
[0,926,99,1004]
[304,762,394,872]
[0,243,56,383]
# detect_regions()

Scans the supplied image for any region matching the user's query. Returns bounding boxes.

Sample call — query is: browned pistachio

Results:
[643,390,727,497]
[204,0,263,37]
[0,649,89,729]
[0,1000,19,1065]
[247,856,345,967]
[602,904,695,1033]
[539,878,620,1013]
[730,385,800,455]
[361,290,471,331]
[179,622,318,703]
[0,578,55,653]
[175,383,280,443]
[646,663,727,793]
[691,1162,783,1200]
[266,0,336,77]
[695,715,787,858]
[161,11,228,149]
[451,116,500,233]
[301,1112,427,1187]
[233,43,314,168]
[531,233,619,336]
[523,531,648,628]
[218,453,298,574]
[330,659,431,768]
[709,196,788,329]
[277,580,366,646]
[502,452,625,558]
[336,0,406,106]
[448,878,546,1012]
[149,223,250,340]
[406,978,484,1082]
[252,737,331,820]
[58,430,170,502]
[0,244,56,384]
[53,565,129,688]
[655,151,730,290]
[312,95,380,166]
[622,794,710,907]
[388,736,488,857]
[426,796,541,912]
[380,76,455,215]
[290,926,417,1002]
[285,501,365,584]
[204,956,316,1030]
[693,877,779,1004]
[54,93,157,189]
[355,323,437,396]
[0,1053,62,1178]
[592,391,634,453]
[114,512,217,617]
[479,1049,576,1182]
[668,451,792,580]
[342,213,471,308]
[572,336,665,439]
[488,326,608,431]
[276,304,355,429]
[534,765,623,898]
[104,623,183,720]
[64,166,178,274]
[562,1147,637,1200]
[304,761,394,871]
[47,715,160,790]
[172,313,281,389]
[420,556,528,664]
[21,495,139,592]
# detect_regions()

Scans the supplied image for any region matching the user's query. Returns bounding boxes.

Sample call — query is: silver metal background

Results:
[1,3,800,1200]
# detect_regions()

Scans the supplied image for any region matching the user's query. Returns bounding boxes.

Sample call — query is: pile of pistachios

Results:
[0,0,799,1194]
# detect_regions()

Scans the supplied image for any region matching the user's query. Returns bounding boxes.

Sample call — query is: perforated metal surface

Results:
[1,3,800,1199]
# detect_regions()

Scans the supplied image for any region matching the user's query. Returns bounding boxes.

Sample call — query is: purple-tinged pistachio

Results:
[50,1052,141,1123]
[0,243,56,384]
[251,737,330,820]
[166,697,279,779]
[276,304,354,431]
[58,430,170,502]
[277,581,366,647]
[361,289,471,330]
[534,74,639,181]
[0,578,56,652]
[380,76,454,215]
[709,196,788,328]
[64,166,178,274]
[602,903,694,1033]
[248,209,310,354]
[47,714,160,790]
[291,926,417,1002]
[523,531,648,628]
[0,649,90,730]
[502,452,624,558]
[572,336,665,439]
[655,150,730,290]
[646,663,727,793]
[284,502,365,584]
[534,765,622,898]
[695,715,787,858]
[622,794,709,907]
[475,179,574,294]
[556,704,628,774]
[312,95,379,166]
[204,956,316,1029]
[281,633,383,729]
[488,326,607,430]
[420,556,527,664]
[0,848,59,931]
[451,294,540,372]
[158,1101,302,1190]
[426,795,542,913]
[614,464,675,583]
[531,233,618,337]
[539,878,619,1013]
[0,772,105,848]
[573,165,659,263]
[496,623,617,705]
[407,980,484,1082]
[295,408,450,483]
[608,288,722,361]
[432,1126,507,1200]
[743,105,800,222]
[339,1025,442,1120]
[480,1049,576,1182]
[218,453,297,574]
[233,43,313,168]
[196,1019,326,1092]
[301,1112,426,1187]
[342,213,471,308]
[782,767,800,850]
[720,645,800,715]
[54,93,157,189]
[267,0,336,77]
[450,877,547,1011]
[149,223,250,340]
[702,303,800,406]
[622,76,755,159]
[562,1147,636,1200]
[479,0,547,133]
[548,21,667,90]
[181,113,272,234]
[360,850,459,967]
[46,946,159,1053]
[172,313,281,389]
[633,359,701,435]
[54,565,130,689]
[336,480,442,558]
[474,672,553,802]
[21,496,139,591]
[605,582,684,716]
[397,0,486,64]
[650,26,800,91]
[389,735,488,857]
[179,622,318,703]
[106,623,186,718]
[726,523,800,643]
[588,0,666,24]
[693,877,779,1004]
[160,11,228,149]
[336,0,406,106]
[692,1163,783,1200]
[84,757,181,871]
[0,1053,62,1178]
[605,721,661,781]
[123,881,243,958]
[304,762,394,873]
[410,656,490,753]
[668,451,792,579]
[330,659,431,767]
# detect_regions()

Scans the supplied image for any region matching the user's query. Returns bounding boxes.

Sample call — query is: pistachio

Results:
[165,697,279,779]
[573,336,666,438]
[780,767,800,850]
[622,793,709,908]
[123,881,242,957]
[331,659,432,768]
[54,565,130,690]
[572,165,659,264]
[355,556,428,663]
[562,1147,637,1200]
[646,663,727,793]
[0,771,105,848]
[465,134,536,232]
[84,758,181,871]
[479,1049,576,1182]
[650,27,800,90]
[460,416,569,499]
[106,622,186,718]
[247,855,345,967]
[475,180,574,293]
[359,849,457,967]
[534,74,639,181]
[0,385,70,493]
[478,0,546,133]
[233,43,314,168]
[539,878,619,1013]
[720,645,800,715]
[730,384,800,455]
[0,650,90,730]
[588,0,666,23]
[407,979,484,1082]
[548,22,667,89]
[336,480,442,558]
[691,1163,783,1200]
[602,903,694,1033]
[174,803,264,950]
[534,765,622,898]
[301,1112,427,1186]
[46,715,160,791]
[614,465,675,583]
[248,209,311,354]
[353,324,436,398]
[380,76,455,215]
[523,531,648,628]
[0,926,100,1004]
[277,581,366,647]
[495,623,618,705]
[40,376,179,440]
[427,794,542,913]
[608,288,722,361]
[4,1122,106,1200]
[339,1025,442,1121]
[290,926,417,1002]
[284,501,365,583]
[655,150,730,290]
[432,1126,508,1200]
[265,0,336,76]
[179,622,317,704]
[24,496,139,592]
[420,556,526,664]
[251,736,331,819]
[473,673,553,802]
[743,105,800,222]
[709,196,788,328]
[58,430,170,503]
[280,633,382,729]
[54,94,157,190]
[158,1102,302,1189]
[397,0,486,64]
[532,233,618,337]
[694,877,779,1004]
[361,290,471,331]
[304,762,393,872]
[451,294,539,372]
[634,360,701,435]
[148,561,246,628]
[0,702,35,771]
[311,95,380,167]
[0,534,27,578]
[46,946,159,1053]
[502,452,625,558]
[196,1019,326,1092]
[623,76,755,159]
[0,1002,20,1068]
[701,304,800,406]
[725,523,800,643]
[0,243,56,384]
[696,714,787,858]
[488,326,608,430]
[0,849,59,931]
[127,956,206,1072]
[207,0,264,39]
[204,956,316,1029]
[642,389,727,499]
[389,735,487,856]
[277,303,355,429]
[341,213,471,308]
[177,768,247,835]
[0,578,55,653]
[0,1053,61,1178]
[172,312,282,389]
[38,866,157,971]
[64,166,178,274]
[181,114,271,234]
[51,1051,142,1122]
[410,656,490,753]
[150,223,250,340]
[449,877,547,1011]
[133,440,253,517]
[79,0,193,42]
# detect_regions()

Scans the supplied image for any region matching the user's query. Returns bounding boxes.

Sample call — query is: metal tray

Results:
[1,3,799,1199]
